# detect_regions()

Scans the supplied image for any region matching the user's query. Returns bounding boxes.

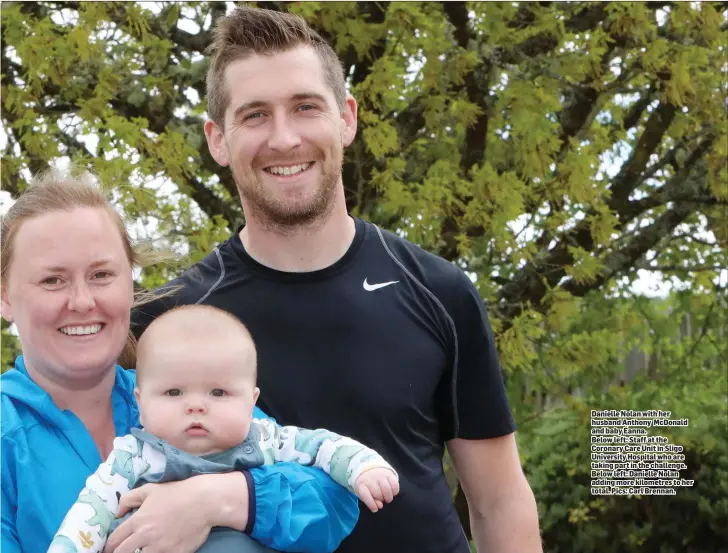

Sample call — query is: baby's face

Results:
[135,336,259,455]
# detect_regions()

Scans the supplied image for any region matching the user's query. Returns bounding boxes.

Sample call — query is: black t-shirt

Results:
[131,218,516,553]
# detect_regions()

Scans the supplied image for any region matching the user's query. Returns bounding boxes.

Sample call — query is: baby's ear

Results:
[134,388,144,426]
[252,387,260,405]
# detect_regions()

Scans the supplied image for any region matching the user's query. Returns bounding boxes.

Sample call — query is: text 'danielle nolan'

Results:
[589,410,693,497]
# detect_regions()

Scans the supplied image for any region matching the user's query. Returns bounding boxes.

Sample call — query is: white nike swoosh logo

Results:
[363,278,399,291]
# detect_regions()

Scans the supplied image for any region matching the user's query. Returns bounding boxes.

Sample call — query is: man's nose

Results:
[267,114,302,151]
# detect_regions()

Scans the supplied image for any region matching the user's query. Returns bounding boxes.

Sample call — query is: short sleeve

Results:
[436,269,517,441]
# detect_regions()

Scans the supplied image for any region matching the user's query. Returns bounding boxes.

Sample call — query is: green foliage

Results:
[1,319,21,372]
[518,290,728,551]
[521,380,727,553]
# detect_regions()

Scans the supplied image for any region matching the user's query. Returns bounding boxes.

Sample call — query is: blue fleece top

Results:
[1,356,358,553]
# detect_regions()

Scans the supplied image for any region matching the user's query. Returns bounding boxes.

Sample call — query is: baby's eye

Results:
[165,389,182,397]
[211,389,226,397]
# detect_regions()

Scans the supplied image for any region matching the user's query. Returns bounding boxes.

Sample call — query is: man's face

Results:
[206,45,357,229]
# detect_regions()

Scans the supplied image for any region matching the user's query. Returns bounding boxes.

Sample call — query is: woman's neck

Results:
[28,363,118,458]
[25,360,116,422]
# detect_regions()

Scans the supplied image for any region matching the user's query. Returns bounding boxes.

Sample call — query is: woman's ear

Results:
[1,287,14,323]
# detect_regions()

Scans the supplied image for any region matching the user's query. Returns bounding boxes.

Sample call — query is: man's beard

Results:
[232,148,342,232]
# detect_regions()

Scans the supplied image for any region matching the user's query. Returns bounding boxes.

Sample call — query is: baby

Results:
[48,304,399,553]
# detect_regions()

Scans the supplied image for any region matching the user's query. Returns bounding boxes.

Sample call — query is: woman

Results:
[1,168,357,553]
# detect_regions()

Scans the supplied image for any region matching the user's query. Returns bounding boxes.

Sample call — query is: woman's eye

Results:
[93,271,111,280]
[42,277,61,286]
[211,389,226,397]
[165,389,182,397]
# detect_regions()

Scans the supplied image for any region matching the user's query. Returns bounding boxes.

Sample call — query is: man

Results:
[132,6,542,553]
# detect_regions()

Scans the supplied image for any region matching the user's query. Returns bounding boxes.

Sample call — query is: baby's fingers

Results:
[379,479,395,503]
[387,472,401,497]
[369,481,386,510]
[357,484,379,512]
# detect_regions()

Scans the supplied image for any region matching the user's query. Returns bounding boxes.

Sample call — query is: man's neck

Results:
[240,200,356,273]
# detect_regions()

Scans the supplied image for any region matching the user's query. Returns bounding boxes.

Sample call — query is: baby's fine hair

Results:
[137,304,257,379]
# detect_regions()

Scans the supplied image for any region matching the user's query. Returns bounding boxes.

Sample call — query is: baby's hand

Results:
[354,468,400,512]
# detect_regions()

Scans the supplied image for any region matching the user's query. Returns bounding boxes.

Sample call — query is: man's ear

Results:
[1,287,14,324]
[340,94,358,148]
[252,386,260,405]
[204,119,231,167]
[134,387,144,427]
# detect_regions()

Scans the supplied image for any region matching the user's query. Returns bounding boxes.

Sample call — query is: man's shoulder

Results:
[167,235,241,299]
[364,221,467,296]
[131,234,242,332]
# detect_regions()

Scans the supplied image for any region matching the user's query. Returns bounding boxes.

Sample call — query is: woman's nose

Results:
[67,283,96,312]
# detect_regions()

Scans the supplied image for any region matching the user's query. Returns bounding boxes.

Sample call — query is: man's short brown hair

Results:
[206,6,346,126]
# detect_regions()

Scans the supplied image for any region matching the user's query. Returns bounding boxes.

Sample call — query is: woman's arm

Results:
[1,438,21,553]
[248,407,360,551]
[207,412,362,552]
[248,463,359,553]
[107,462,359,553]
[1,488,21,553]
[107,413,359,553]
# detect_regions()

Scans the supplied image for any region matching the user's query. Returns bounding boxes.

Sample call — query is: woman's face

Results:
[1,207,134,389]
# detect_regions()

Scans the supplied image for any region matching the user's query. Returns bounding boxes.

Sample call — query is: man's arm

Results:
[448,433,542,553]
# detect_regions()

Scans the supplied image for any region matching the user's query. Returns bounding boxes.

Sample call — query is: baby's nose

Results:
[185,402,207,414]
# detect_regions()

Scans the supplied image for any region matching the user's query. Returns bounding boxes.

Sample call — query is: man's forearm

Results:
[470,483,542,553]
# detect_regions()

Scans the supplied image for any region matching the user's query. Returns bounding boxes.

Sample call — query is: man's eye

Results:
[245,112,263,121]
[165,389,182,397]
[299,104,315,112]
[211,389,226,397]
